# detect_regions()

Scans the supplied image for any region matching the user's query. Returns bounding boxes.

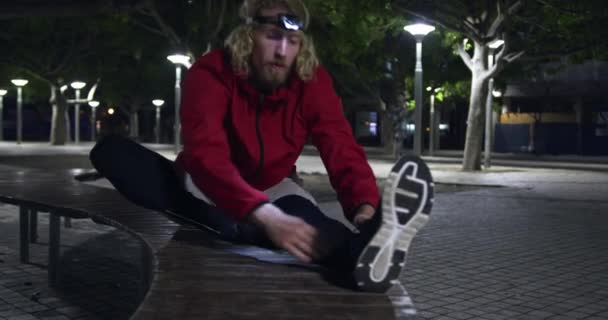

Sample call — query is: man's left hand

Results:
[353,204,376,225]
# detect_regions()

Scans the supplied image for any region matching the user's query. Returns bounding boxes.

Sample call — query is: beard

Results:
[253,63,291,92]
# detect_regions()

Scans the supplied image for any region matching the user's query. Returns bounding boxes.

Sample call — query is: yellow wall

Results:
[499,112,576,124]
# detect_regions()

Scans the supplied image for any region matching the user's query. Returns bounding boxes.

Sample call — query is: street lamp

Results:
[70,81,86,144]
[0,89,6,141]
[152,99,165,144]
[88,100,100,141]
[167,54,192,154]
[404,23,435,156]
[484,39,504,169]
[11,79,29,144]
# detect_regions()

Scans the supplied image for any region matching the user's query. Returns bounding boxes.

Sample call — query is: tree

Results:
[104,0,242,139]
[0,1,147,144]
[394,0,608,169]
[0,16,104,145]
[305,0,472,157]
[306,0,424,155]
[125,0,241,58]
[394,0,525,170]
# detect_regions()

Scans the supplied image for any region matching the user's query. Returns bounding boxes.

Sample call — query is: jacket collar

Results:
[237,72,301,108]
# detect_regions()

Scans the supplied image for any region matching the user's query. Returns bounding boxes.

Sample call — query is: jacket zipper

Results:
[254,94,265,179]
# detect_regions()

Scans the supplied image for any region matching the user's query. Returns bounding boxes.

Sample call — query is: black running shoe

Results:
[354,155,434,292]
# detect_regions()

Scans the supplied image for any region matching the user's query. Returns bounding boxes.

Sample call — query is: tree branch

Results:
[487,2,505,39]
[210,1,227,40]
[130,18,166,37]
[461,17,481,37]
[486,49,525,79]
[507,0,523,15]
[533,0,590,15]
[393,6,467,36]
[503,51,525,63]
[0,1,144,20]
[141,0,184,49]
[493,34,508,62]
[458,42,473,71]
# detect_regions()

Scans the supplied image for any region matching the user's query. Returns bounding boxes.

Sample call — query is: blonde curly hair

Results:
[224,0,319,81]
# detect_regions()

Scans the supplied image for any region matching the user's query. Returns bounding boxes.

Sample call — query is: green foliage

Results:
[306,0,406,93]
[0,16,107,102]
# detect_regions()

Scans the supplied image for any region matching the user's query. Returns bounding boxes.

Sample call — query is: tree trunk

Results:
[380,73,410,159]
[382,110,395,157]
[129,110,139,140]
[49,85,70,145]
[462,42,490,171]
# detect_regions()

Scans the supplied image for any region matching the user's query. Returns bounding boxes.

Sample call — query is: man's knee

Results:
[89,134,132,171]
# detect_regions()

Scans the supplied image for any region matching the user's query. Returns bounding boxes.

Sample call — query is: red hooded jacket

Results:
[175,49,379,221]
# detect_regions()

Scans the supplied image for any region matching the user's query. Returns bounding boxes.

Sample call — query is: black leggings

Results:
[89,135,359,258]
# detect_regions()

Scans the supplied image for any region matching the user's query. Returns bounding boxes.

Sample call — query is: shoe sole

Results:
[354,156,434,292]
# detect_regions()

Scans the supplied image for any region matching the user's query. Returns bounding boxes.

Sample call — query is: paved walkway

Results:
[0,142,607,319]
[0,205,146,320]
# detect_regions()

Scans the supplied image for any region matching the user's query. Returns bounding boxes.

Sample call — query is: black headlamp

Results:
[251,14,305,31]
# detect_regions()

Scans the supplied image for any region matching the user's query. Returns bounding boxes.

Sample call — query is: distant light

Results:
[406,124,415,132]
[11,79,28,87]
[426,86,433,92]
[434,87,442,93]
[426,127,430,132]
[108,108,115,115]
[488,39,504,49]
[0,89,7,96]
[152,99,165,107]
[88,100,100,108]
[70,81,86,90]
[492,90,503,98]
[369,122,377,135]
[60,85,68,93]
[167,54,192,68]
[403,23,435,36]
[439,124,449,130]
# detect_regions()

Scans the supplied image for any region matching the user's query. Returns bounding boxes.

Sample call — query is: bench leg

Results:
[29,210,38,243]
[64,217,72,228]
[19,206,30,263]
[49,213,61,287]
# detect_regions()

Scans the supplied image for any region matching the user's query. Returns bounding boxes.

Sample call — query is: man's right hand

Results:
[249,203,322,263]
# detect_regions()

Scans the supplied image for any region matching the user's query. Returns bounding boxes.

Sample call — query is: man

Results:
[90,0,433,293]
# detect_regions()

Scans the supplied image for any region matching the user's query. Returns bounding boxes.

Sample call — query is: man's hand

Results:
[353,203,376,225]
[249,203,323,263]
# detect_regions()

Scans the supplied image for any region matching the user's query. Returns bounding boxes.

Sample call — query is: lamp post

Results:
[11,79,29,144]
[0,89,6,141]
[152,99,165,144]
[167,54,192,154]
[484,39,504,169]
[404,23,435,156]
[70,81,86,144]
[88,100,100,141]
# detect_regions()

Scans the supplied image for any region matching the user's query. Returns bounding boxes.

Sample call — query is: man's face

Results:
[250,6,302,90]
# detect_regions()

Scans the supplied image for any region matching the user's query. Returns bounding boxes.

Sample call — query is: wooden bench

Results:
[0,164,417,319]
